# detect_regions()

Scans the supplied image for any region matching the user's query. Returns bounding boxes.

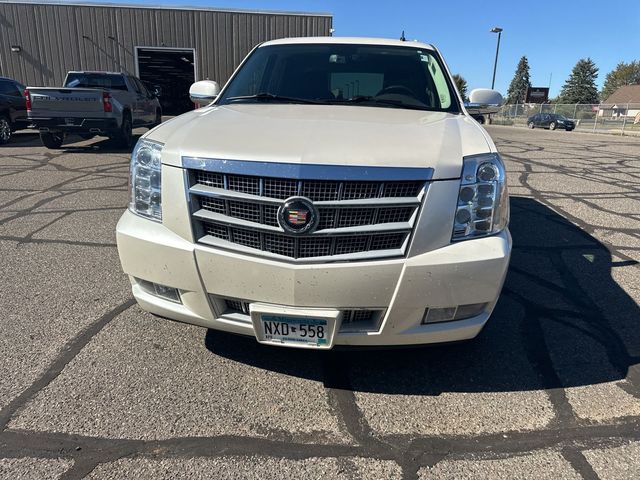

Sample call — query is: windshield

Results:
[64,73,128,91]
[218,43,460,112]
[552,114,568,120]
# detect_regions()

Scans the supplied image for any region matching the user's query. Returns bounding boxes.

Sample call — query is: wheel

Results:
[39,131,64,149]
[0,116,12,145]
[151,109,162,128]
[528,121,535,129]
[115,114,133,149]
[549,122,557,130]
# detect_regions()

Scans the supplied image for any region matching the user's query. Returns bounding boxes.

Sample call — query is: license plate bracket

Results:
[250,304,339,349]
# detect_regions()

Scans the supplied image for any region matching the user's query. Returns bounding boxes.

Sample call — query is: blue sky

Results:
[86,0,640,97]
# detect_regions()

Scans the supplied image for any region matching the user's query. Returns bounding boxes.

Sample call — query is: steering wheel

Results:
[375,85,418,98]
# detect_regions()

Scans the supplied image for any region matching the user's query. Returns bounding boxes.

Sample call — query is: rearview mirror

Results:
[465,89,503,115]
[189,80,221,107]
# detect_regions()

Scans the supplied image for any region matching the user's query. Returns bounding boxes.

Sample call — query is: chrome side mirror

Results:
[465,88,503,115]
[189,80,221,107]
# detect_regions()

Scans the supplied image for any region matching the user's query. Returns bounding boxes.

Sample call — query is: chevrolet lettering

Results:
[116,37,511,349]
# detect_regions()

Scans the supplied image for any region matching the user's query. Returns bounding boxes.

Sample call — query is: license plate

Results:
[64,118,75,125]
[260,314,330,347]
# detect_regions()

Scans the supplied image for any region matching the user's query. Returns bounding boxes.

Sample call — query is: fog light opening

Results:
[422,303,488,324]
[136,278,182,304]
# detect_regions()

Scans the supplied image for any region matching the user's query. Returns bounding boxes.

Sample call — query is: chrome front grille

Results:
[194,171,424,201]
[186,158,431,262]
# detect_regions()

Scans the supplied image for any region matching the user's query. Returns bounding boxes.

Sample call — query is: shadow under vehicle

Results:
[204,197,639,397]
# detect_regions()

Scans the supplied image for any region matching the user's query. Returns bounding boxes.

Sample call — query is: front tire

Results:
[0,116,12,145]
[40,131,64,149]
[528,121,535,129]
[549,122,557,130]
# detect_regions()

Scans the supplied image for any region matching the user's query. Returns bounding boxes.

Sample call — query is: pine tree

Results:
[558,58,599,104]
[506,56,531,104]
[451,74,468,102]
[600,61,640,101]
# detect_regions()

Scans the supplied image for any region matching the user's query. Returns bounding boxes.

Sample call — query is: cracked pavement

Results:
[0,126,638,479]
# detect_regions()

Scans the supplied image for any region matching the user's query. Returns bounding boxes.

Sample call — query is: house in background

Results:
[598,84,640,118]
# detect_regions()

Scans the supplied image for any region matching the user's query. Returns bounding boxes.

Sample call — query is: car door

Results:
[127,76,146,126]
[8,81,27,126]
[131,77,155,125]
[542,114,551,128]
[134,78,155,124]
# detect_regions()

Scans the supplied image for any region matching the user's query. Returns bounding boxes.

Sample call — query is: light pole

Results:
[490,27,503,90]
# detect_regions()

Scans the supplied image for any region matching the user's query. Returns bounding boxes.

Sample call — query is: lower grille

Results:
[217,296,383,333]
[341,309,384,332]
[225,299,250,314]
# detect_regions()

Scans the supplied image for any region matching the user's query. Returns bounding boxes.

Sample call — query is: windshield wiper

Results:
[328,96,432,111]
[224,92,324,105]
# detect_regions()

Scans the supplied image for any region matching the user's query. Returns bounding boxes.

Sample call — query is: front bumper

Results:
[117,209,511,347]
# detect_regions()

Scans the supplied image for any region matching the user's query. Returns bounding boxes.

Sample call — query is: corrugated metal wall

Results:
[0,2,332,86]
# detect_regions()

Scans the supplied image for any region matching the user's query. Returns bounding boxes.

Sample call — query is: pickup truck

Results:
[26,71,162,149]
[116,37,511,349]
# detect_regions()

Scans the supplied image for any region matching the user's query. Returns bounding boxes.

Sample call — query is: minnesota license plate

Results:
[260,314,330,348]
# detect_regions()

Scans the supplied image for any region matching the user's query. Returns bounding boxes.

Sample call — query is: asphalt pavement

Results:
[0,126,638,479]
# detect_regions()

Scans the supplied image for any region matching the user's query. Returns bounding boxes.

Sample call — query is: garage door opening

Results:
[136,47,196,115]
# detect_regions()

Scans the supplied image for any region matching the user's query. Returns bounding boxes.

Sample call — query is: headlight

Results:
[129,139,163,221]
[452,153,509,241]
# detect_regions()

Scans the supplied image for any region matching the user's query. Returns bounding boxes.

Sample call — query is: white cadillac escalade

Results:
[116,37,511,349]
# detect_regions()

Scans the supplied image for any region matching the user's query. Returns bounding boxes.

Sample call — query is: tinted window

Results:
[133,77,148,96]
[129,77,142,94]
[0,80,21,96]
[64,73,128,90]
[219,43,459,112]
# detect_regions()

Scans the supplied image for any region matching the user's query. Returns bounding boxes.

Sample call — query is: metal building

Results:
[0,0,332,113]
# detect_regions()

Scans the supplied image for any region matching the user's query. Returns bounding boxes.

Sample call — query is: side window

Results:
[135,78,148,96]
[129,77,142,94]
[423,54,452,109]
[0,80,11,95]
[0,80,21,96]
[14,83,26,96]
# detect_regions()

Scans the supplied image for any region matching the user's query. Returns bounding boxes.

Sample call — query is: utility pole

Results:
[490,27,503,90]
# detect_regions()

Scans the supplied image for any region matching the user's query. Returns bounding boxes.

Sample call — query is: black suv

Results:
[527,113,575,131]
[0,77,28,144]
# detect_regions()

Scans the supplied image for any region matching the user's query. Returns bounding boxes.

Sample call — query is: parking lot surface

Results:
[0,126,638,479]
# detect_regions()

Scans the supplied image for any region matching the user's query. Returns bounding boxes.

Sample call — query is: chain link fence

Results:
[491,103,640,136]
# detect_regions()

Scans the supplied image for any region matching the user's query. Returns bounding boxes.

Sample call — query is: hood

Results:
[149,104,494,180]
